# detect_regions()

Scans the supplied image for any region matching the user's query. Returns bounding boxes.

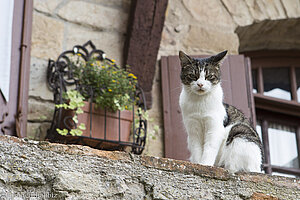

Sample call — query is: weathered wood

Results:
[229,55,252,119]
[161,56,189,160]
[124,0,168,108]
[289,66,298,102]
[261,120,272,174]
[245,57,256,127]
[0,0,32,137]
[17,0,33,138]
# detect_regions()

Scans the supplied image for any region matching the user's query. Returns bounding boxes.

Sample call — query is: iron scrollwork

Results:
[0,112,9,135]
[46,40,147,154]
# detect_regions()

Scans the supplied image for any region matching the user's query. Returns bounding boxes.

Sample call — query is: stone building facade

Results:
[28,0,300,157]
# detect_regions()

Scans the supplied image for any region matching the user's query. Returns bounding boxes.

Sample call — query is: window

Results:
[246,50,300,177]
[0,0,14,102]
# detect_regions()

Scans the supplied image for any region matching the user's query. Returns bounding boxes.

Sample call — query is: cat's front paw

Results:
[199,157,215,166]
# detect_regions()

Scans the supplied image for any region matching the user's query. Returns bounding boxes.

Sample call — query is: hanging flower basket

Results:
[46,41,147,154]
[60,101,133,149]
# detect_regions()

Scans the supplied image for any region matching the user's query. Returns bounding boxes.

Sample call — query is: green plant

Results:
[55,90,86,136]
[74,58,138,112]
[134,108,159,140]
[55,58,138,136]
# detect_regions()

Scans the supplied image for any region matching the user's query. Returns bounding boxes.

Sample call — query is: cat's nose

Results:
[197,83,203,88]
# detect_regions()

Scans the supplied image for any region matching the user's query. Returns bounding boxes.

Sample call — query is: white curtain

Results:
[268,123,298,168]
[0,0,15,102]
[256,122,298,168]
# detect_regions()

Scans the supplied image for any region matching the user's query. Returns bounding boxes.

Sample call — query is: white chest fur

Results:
[179,84,226,122]
[179,84,226,165]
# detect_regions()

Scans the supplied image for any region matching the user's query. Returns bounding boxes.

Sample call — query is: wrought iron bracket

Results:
[46,41,147,154]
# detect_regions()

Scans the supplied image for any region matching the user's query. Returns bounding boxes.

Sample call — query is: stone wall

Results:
[28,0,300,157]
[0,135,299,199]
[158,0,300,56]
[28,0,131,139]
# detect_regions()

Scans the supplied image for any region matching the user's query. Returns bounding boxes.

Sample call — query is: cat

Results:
[178,50,263,173]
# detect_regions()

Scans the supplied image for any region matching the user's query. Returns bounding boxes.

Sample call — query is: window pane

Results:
[295,67,300,102]
[252,69,257,93]
[256,120,262,142]
[268,123,298,168]
[263,68,291,100]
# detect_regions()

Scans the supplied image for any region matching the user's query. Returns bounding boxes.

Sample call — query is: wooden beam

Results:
[124,0,168,108]
[17,0,33,138]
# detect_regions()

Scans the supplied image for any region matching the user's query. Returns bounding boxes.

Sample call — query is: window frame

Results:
[245,50,300,176]
[0,0,33,137]
[257,109,300,176]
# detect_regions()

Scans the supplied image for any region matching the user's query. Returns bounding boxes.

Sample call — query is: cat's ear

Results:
[210,50,228,64]
[179,51,193,66]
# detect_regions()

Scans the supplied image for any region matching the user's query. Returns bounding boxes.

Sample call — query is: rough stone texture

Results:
[33,0,62,14]
[31,12,64,60]
[27,98,54,122]
[29,57,53,100]
[222,0,253,26]
[236,18,300,52]
[57,1,129,33]
[27,122,51,141]
[245,0,286,21]
[183,0,235,29]
[184,25,239,54]
[65,24,125,64]
[0,135,299,199]
[281,0,300,18]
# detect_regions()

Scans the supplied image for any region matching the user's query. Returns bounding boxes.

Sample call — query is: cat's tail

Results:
[218,123,263,173]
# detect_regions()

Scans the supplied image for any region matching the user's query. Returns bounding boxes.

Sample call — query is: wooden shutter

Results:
[0,0,33,137]
[161,55,255,161]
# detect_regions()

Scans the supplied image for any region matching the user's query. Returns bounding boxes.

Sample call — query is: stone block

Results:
[65,24,125,65]
[236,18,300,52]
[183,0,235,29]
[57,1,129,33]
[33,0,61,14]
[251,192,279,200]
[29,57,53,100]
[31,12,64,60]
[281,0,300,18]
[88,0,131,9]
[27,98,54,122]
[26,122,50,140]
[164,0,192,25]
[184,25,239,54]
[222,0,253,26]
[245,0,286,21]
[26,122,40,140]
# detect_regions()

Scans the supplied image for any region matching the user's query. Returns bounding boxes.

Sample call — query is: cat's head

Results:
[179,50,227,95]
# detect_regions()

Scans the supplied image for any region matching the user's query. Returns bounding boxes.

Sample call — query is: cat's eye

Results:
[189,74,197,80]
[206,75,214,80]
